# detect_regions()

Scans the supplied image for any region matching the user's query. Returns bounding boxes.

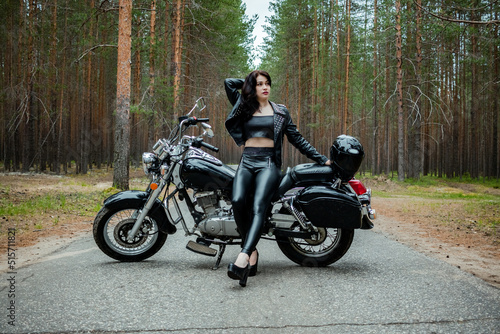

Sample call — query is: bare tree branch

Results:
[414,0,500,25]
[74,44,117,63]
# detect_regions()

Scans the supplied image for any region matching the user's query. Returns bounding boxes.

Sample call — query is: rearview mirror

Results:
[196,97,206,112]
[201,122,214,138]
[187,97,207,116]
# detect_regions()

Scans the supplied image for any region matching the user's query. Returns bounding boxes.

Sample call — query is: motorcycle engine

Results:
[194,191,240,237]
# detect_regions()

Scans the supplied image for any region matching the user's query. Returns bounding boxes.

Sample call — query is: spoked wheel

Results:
[93,207,167,262]
[276,224,354,267]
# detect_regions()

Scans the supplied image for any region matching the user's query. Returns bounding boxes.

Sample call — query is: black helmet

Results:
[330,135,364,181]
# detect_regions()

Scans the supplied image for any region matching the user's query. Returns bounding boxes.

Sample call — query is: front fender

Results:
[103,190,176,234]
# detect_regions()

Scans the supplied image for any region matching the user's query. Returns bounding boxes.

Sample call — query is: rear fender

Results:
[103,190,176,234]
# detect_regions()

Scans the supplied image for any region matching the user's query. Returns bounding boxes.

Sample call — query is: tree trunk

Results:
[470,0,480,178]
[395,0,405,181]
[22,0,37,172]
[335,0,342,135]
[407,0,422,179]
[371,0,378,175]
[343,0,351,135]
[50,0,59,172]
[81,0,95,175]
[297,25,302,163]
[148,0,157,148]
[384,40,391,175]
[131,20,142,164]
[493,10,499,179]
[113,0,132,190]
[172,0,184,117]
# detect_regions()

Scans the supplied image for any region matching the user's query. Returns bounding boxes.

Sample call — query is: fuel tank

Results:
[297,185,362,229]
[180,148,235,192]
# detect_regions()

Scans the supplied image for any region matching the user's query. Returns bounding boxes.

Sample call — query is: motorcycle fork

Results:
[126,169,173,242]
[126,185,165,242]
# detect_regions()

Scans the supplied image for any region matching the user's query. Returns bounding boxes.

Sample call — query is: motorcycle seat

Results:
[275,163,335,199]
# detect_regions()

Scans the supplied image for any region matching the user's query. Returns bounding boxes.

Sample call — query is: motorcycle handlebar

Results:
[182,116,210,126]
[192,138,219,152]
[200,141,219,152]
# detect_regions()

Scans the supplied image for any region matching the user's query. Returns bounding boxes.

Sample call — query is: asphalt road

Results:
[1,225,499,334]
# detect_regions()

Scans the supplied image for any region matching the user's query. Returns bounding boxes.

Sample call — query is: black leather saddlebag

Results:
[296,185,362,229]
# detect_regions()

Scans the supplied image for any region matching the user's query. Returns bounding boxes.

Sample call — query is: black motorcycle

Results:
[93,98,376,268]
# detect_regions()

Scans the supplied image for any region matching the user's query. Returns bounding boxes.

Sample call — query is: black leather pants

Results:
[232,148,281,256]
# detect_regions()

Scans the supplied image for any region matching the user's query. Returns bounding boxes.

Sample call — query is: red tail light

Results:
[348,179,367,195]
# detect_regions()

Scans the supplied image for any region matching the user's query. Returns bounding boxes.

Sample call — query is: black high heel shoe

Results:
[227,263,250,287]
[249,250,259,277]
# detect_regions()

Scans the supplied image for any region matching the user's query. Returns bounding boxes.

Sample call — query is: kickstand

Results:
[212,244,226,270]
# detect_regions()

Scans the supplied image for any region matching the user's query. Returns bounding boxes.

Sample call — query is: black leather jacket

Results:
[224,78,328,168]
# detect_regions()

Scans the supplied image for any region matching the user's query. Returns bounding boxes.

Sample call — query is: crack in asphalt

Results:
[0,273,34,293]
[11,316,500,334]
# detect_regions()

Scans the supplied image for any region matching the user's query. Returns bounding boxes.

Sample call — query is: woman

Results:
[225,70,330,287]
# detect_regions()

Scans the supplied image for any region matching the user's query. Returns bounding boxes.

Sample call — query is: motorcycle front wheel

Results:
[276,225,354,267]
[93,206,168,262]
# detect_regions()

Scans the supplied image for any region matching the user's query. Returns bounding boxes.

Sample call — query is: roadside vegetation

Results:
[360,174,500,243]
[0,169,150,243]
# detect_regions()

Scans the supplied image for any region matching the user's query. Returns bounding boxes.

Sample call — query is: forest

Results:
[0,0,499,186]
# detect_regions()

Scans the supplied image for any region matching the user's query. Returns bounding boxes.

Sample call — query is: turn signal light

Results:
[150,183,159,190]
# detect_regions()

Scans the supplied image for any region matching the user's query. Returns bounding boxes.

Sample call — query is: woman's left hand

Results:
[325,160,331,166]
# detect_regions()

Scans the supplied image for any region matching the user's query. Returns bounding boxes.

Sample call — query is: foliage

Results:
[0,0,498,180]
[0,0,255,173]
[261,0,499,177]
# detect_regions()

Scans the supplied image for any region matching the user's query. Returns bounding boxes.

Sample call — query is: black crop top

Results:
[243,115,274,140]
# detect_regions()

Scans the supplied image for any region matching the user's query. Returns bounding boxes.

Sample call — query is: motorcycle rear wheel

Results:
[276,225,354,267]
[93,206,168,262]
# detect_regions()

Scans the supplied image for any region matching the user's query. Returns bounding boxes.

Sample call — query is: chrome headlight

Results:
[152,139,170,160]
[153,139,168,155]
[142,152,159,174]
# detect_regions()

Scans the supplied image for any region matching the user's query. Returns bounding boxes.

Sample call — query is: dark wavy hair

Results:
[240,70,272,121]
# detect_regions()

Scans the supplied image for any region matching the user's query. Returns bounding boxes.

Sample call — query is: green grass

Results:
[0,168,149,236]
[0,194,64,216]
[362,173,499,197]
[0,190,115,217]
[405,185,496,200]
[359,173,500,236]
[360,172,500,186]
